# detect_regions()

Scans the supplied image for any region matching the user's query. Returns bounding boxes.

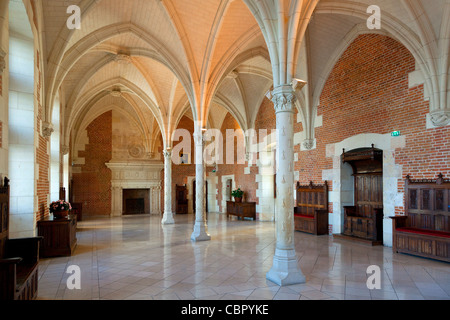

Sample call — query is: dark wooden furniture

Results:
[0,177,42,300]
[59,187,66,200]
[391,174,450,263]
[71,202,83,221]
[37,215,77,258]
[227,201,256,220]
[340,145,384,245]
[176,185,188,214]
[294,181,329,235]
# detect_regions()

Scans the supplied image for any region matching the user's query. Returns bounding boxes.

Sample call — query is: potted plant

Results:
[49,200,72,219]
[231,188,244,203]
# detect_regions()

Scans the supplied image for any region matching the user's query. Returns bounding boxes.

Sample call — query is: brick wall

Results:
[295,34,448,216]
[36,56,50,221]
[171,115,196,210]
[72,111,112,216]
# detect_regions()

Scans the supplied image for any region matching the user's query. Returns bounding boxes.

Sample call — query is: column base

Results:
[266,248,305,286]
[191,221,211,241]
[161,212,175,225]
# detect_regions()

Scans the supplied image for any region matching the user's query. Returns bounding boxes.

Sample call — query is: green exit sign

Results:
[391,131,401,137]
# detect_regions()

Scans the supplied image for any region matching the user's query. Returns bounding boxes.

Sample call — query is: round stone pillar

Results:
[191,130,211,241]
[161,149,174,225]
[266,85,306,286]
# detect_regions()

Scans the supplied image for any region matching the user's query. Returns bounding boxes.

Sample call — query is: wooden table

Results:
[37,215,77,258]
[226,201,256,220]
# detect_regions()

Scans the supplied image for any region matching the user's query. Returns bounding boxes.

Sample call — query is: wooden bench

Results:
[390,174,450,263]
[0,177,42,300]
[294,181,329,235]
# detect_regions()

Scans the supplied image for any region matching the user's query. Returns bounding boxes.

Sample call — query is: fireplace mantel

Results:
[106,161,164,216]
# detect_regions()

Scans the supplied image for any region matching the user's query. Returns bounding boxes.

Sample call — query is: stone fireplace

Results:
[106,161,164,216]
[123,189,150,215]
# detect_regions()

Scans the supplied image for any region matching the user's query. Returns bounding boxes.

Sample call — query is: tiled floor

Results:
[37,213,450,300]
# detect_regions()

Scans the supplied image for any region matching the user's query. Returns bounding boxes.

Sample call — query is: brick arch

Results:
[293,32,448,246]
[297,32,430,184]
[312,24,403,110]
[314,2,437,115]
[318,33,420,137]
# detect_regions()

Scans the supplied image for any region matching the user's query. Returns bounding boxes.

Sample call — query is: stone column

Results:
[161,149,174,224]
[258,149,276,222]
[191,130,211,241]
[266,85,305,286]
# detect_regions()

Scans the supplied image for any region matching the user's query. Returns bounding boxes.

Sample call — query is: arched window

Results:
[8,0,35,236]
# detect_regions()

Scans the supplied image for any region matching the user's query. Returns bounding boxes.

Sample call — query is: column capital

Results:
[430,110,450,127]
[61,145,70,155]
[271,85,297,114]
[302,139,315,150]
[42,121,54,138]
[163,149,172,158]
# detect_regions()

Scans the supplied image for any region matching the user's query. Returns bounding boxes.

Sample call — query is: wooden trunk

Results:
[38,215,77,258]
[226,201,256,220]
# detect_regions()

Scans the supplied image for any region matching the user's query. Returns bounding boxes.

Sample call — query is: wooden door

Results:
[354,173,383,217]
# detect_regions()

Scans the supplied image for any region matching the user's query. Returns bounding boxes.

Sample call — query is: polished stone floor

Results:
[37,213,450,300]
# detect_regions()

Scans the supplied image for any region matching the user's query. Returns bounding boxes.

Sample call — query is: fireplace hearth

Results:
[123,189,150,215]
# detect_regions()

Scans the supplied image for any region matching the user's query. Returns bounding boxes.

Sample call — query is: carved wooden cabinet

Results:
[37,215,77,258]
[341,145,384,244]
[226,201,256,220]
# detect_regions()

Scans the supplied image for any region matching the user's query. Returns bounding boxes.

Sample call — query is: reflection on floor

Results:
[37,213,450,300]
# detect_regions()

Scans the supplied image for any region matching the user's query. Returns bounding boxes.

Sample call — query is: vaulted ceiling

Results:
[22,0,448,153]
